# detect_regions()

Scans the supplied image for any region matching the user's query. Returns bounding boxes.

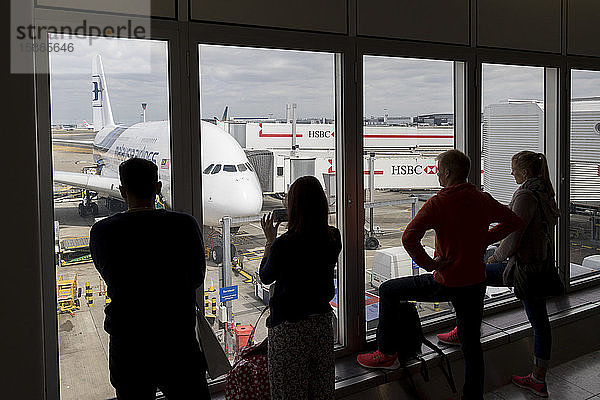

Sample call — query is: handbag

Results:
[513,253,564,299]
[513,192,565,300]
[225,306,271,400]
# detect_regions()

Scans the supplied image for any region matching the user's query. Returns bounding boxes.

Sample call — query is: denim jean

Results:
[109,335,210,400]
[486,262,552,368]
[376,274,486,400]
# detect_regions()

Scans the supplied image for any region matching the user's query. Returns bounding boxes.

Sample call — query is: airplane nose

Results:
[229,180,263,217]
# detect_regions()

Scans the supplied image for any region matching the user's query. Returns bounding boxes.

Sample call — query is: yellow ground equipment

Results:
[57,274,80,316]
[85,282,93,307]
[98,278,111,305]
[59,236,91,266]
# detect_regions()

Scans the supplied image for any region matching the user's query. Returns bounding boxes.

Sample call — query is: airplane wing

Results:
[52,138,94,146]
[53,171,121,199]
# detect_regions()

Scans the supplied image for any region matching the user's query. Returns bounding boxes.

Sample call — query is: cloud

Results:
[199,45,335,119]
[363,56,454,116]
[482,64,544,107]
[49,36,168,124]
[49,38,600,125]
[572,70,600,99]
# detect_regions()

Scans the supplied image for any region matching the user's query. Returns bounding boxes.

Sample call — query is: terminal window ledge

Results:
[165,286,600,400]
[333,289,600,398]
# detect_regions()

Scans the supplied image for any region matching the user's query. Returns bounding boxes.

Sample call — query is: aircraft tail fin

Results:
[221,106,228,121]
[92,55,115,131]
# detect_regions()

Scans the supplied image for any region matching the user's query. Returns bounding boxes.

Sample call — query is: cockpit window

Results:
[203,164,215,174]
[211,164,222,174]
[237,163,247,172]
[245,162,255,172]
[223,165,237,172]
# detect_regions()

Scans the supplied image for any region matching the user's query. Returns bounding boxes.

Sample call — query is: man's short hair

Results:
[436,149,471,181]
[119,158,158,199]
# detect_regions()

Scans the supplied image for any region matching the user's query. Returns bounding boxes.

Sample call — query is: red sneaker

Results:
[437,326,460,346]
[357,350,399,370]
[511,373,548,397]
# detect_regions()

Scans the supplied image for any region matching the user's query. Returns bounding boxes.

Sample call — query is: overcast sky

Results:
[49,36,169,125]
[49,37,600,125]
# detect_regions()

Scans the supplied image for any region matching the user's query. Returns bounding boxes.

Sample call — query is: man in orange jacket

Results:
[358,149,524,400]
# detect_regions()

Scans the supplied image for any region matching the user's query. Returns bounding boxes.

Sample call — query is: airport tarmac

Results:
[51,144,442,398]
[51,141,600,399]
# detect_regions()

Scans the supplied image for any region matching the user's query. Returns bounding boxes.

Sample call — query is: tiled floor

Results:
[485,350,600,399]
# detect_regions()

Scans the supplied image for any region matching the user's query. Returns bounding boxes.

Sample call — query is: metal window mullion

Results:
[34,36,60,400]
[562,65,572,291]
[337,43,364,356]
[470,57,481,187]
[169,23,194,215]
[454,61,467,153]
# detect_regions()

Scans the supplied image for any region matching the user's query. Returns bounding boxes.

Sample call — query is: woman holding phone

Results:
[260,175,341,400]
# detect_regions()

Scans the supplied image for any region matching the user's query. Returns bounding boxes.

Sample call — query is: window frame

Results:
[33,11,186,400]
[565,59,600,291]
[357,38,473,340]
[476,53,570,301]
[30,7,600,399]
[188,22,357,358]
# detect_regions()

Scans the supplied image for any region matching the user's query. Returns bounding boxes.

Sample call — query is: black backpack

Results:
[396,302,457,398]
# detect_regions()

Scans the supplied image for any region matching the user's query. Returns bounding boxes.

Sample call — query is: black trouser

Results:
[486,262,552,367]
[376,274,485,400]
[109,335,210,400]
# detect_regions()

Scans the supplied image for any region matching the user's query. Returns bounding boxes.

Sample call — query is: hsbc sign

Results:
[391,164,437,175]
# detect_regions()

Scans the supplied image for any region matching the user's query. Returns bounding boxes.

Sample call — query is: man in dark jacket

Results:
[358,150,523,400]
[90,158,209,399]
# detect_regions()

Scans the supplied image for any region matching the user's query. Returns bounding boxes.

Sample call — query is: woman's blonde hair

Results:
[512,151,555,197]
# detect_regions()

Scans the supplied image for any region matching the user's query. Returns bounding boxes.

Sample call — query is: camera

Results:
[272,208,288,222]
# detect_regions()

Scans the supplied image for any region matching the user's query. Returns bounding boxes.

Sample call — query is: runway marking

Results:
[570,242,600,252]
[237,269,254,283]
[52,145,92,154]
[241,249,265,261]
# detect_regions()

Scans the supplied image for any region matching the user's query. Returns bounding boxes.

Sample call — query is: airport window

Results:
[198,44,340,361]
[223,164,237,172]
[362,56,456,335]
[569,70,600,282]
[211,164,222,174]
[481,63,552,301]
[49,36,172,400]
[204,163,215,174]
[482,64,545,203]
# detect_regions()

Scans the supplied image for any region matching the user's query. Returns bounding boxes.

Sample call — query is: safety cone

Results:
[208,278,216,292]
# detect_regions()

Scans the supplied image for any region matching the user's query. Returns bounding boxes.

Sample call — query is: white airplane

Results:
[53,55,263,230]
[83,120,94,130]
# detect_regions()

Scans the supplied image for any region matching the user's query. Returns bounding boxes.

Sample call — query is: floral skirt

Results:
[267,312,335,400]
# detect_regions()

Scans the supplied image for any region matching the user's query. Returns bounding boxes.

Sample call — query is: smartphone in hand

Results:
[272,208,288,222]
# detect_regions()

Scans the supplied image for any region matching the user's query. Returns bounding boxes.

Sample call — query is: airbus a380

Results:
[53,55,263,228]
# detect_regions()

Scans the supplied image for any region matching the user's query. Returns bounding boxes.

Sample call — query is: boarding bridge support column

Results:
[221,216,233,355]
[368,152,375,235]
[291,103,298,156]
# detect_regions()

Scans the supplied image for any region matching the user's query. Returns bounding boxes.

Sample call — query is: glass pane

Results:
[481,63,545,299]
[50,36,171,399]
[570,70,600,281]
[198,45,339,361]
[362,56,456,336]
